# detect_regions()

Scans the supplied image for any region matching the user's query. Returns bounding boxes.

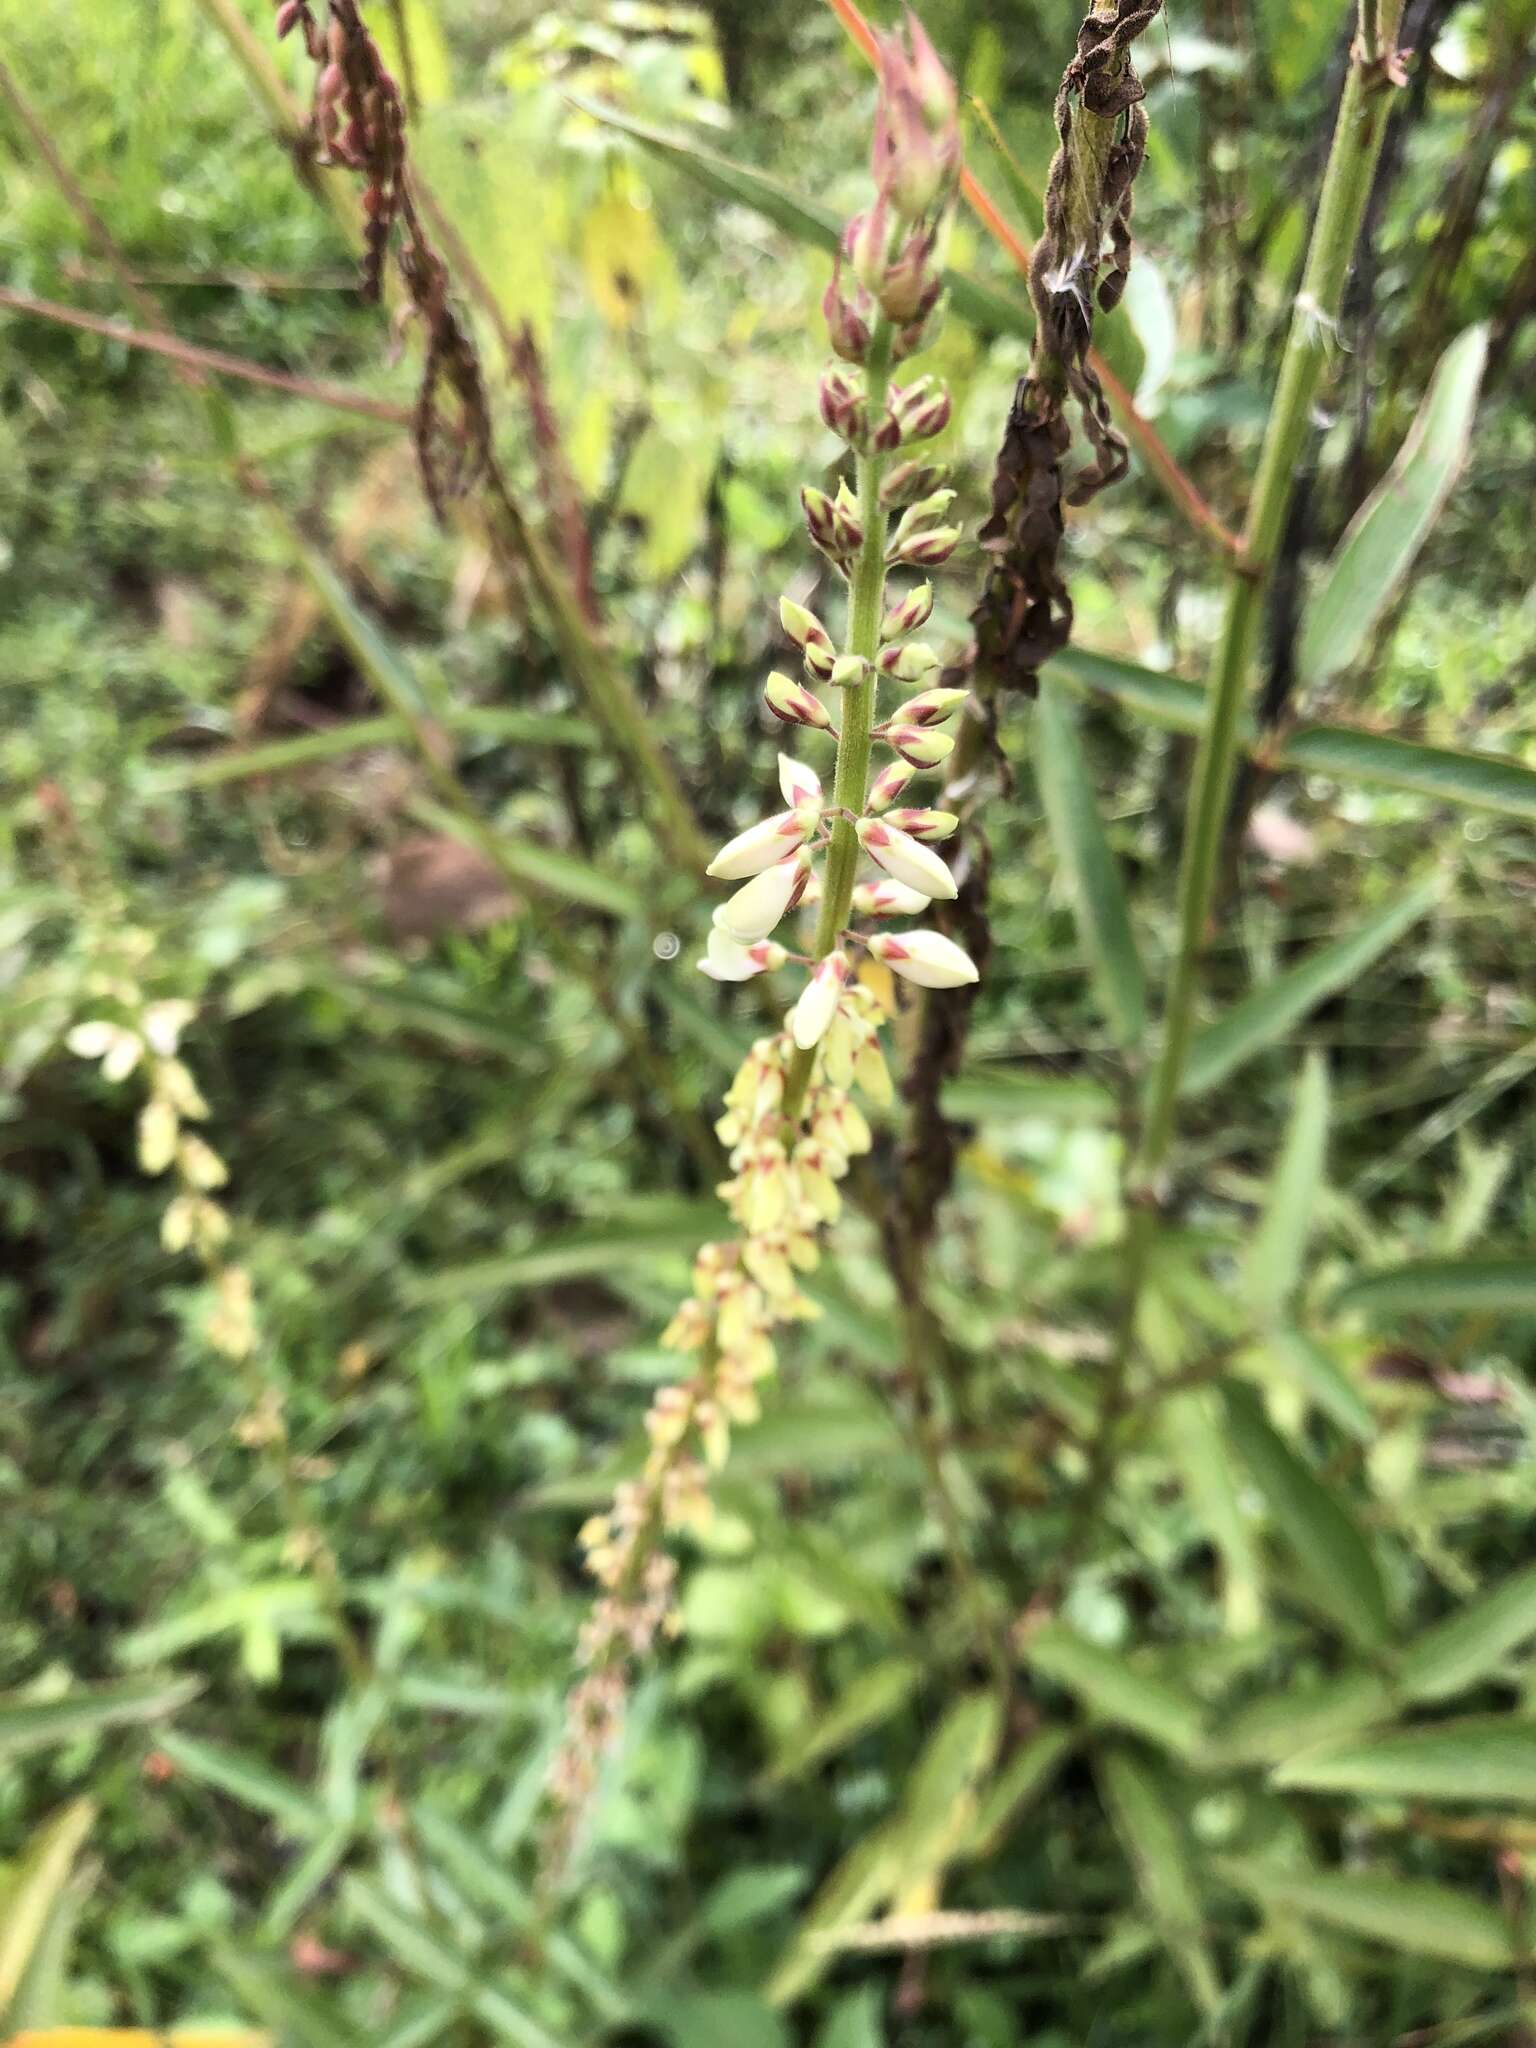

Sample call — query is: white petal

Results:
[852,878,929,918]
[778,753,822,810]
[789,951,848,1050]
[698,928,760,981]
[142,999,196,1056]
[856,819,957,901]
[66,1021,117,1059]
[102,1032,145,1082]
[714,856,807,943]
[870,929,979,989]
[706,810,808,881]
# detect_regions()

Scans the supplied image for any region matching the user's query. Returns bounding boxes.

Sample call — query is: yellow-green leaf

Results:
[1402,1564,1536,1704]
[1273,1717,1536,1807]
[1219,1858,1515,1970]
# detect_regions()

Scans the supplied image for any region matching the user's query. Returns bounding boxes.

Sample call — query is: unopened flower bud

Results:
[856,817,957,900]
[830,654,869,691]
[848,198,895,295]
[790,949,850,1051]
[822,275,872,363]
[852,878,930,918]
[890,523,960,567]
[819,368,867,446]
[707,808,815,881]
[880,582,934,640]
[803,640,836,683]
[832,481,864,554]
[885,806,959,841]
[778,753,823,811]
[699,929,789,982]
[892,375,952,442]
[800,485,839,555]
[779,597,834,656]
[275,0,303,35]
[875,227,937,323]
[714,849,814,942]
[867,760,917,811]
[868,928,978,989]
[764,671,834,731]
[890,685,967,726]
[877,640,940,681]
[886,724,956,769]
[880,460,946,508]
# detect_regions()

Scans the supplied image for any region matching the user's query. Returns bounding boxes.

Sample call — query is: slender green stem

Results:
[782,323,895,1121]
[1135,0,1405,1187]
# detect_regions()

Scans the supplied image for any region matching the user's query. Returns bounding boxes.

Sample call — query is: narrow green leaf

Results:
[1050,645,1536,824]
[897,1692,1003,1878]
[1099,1751,1220,2016]
[967,1727,1075,1859]
[1034,680,1147,1046]
[405,792,640,919]
[1299,326,1489,689]
[402,1201,725,1304]
[1258,1329,1373,1441]
[0,1799,93,2013]
[1334,1258,1536,1321]
[262,1827,354,1941]
[0,1673,201,1758]
[345,1877,563,2048]
[1218,1858,1515,1970]
[1245,1054,1329,1321]
[1402,1565,1536,1704]
[1206,1670,1394,1772]
[289,531,432,721]
[212,1945,362,2048]
[575,97,1032,348]
[1274,1717,1536,1806]
[767,1821,903,2006]
[1163,1390,1264,1636]
[1183,879,1439,1098]
[1222,1384,1391,1652]
[761,1657,922,1789]
[1026,1625,1205,1758]
[942,1068,1116,1124]
[154,1730,328,1838]
[149,708,595,790]
[116,1579,324,1666]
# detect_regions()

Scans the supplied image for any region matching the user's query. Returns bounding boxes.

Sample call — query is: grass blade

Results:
[1218,1859,1515,1970]
[1182,879,1439,1097]
[1298,325,1489,690]
[1273,1717,1536,1806]
[1334,1258,1536,1321]
[0,1673,201,1759]
[1034,680,1147,1047]
[1244,1053,1329,1322]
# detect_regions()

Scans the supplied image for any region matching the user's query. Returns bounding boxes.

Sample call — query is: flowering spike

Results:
[764,671,834,731]
[706,809,815,881]
[886,725,956,769]
[868,760,917,811]
[868,928,979,988]
[885,805,959,841]
[890,685,967,726]
[789,949,850,1051]
[856,817,957,900]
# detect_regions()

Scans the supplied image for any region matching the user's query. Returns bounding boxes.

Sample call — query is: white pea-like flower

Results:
[142,999,196,1057]
[698,929,788,982]
[868,929,980,988]
[714,851,813,942]
[852,878,930,918]
[856,817,957,901]
[66,1019,144,1082]
[778,754,823,812]
[706,808,815,881]
[886,724,956,769]
[789,949,850,1051]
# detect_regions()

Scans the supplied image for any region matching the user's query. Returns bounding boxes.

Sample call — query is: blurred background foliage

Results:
[3,0,1536,2042]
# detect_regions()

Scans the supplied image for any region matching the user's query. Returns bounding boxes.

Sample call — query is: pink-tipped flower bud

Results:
[852,877,931,918]
[890,524,960,568]
[819,368,867,447]
[790,949,851,1051]
[803,641,837,683]
[801,485,849,563]
[275,0,303,35]
[892,375,952,442]
[764,671,834,731]
[877,640,940,682]
[880,461,947,508]
[830,654,869,691]
[868,760,917,811]
[880,582,934,641]
[832,481,864,555]
[856,817,957,900]
[890,684,967,726]
[886,725,956,769]
[868,927,978,989]
[707,807,816,881]
[885,806,959,841]
[876,227,938,323]
[700,930,789,982]
[848,198,895,295]
[873,405,905,453]
[779,597,834,657]
[778,753,823,811]
[714,849,814,943]
[822,274,873,363]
